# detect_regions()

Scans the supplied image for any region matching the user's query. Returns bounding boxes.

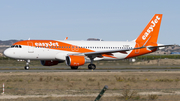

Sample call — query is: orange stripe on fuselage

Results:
[102,54,117,59]
[13,40,95,53]
[13,40,115,58]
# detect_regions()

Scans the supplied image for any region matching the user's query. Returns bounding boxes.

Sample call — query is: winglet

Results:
[64,37,68,40]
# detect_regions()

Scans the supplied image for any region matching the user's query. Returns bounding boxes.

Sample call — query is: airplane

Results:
[3,14,172,70]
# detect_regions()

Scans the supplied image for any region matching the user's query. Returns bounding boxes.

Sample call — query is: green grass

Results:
[135,54,180,61]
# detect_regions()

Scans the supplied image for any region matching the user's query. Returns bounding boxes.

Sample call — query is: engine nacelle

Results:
[66,55,90,66]
[41,60,64,66]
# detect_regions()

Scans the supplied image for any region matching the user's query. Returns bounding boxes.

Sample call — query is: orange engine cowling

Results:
[41,60,64,66]
[66,55,90,66]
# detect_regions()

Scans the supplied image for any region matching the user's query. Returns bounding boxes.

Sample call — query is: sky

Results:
[0,0,180,45]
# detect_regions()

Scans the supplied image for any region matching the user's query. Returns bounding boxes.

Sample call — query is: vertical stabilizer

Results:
[136,14,163,46]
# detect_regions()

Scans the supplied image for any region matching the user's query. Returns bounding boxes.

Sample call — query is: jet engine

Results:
[66,55,90,66]
[41,60,64,66]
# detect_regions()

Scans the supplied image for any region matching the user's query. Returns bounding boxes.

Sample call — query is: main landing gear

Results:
[70,64,96,70]
[24,60,30,70]
[88,56,96,70]
[88,64,96,70]
[71,66,78,69]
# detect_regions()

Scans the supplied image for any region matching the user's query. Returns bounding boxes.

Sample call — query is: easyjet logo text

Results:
[35,42,59,46]
[142,16,160,40]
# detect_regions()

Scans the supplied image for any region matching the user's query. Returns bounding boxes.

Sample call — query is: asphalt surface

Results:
[0,65,180,72]
[1,65,180,69]
[0,69,179,72]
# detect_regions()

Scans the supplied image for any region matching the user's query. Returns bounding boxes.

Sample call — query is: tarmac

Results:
[0,65,180,72]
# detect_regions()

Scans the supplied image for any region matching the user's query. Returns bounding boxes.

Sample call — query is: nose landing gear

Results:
[24,60,30,70]
[24,66,30,70]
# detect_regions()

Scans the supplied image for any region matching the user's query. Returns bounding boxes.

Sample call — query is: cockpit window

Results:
[19,45,22,48]
[15,45,18,48]
[11,45,22,48]
[11,45,15,48]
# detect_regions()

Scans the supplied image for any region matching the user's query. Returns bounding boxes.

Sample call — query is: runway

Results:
[0,69,179,72]
[0,65,180,72]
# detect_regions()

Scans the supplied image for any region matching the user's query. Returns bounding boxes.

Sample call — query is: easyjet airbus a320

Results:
[3,14,171,70]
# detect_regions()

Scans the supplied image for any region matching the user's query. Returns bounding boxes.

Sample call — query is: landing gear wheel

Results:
[24,66,30,70]
[24,60,30,70]
[88,64,96,70]
[71,66,78,69]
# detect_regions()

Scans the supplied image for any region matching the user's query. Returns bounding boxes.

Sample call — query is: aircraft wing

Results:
[84,47,141,56]
[69,47,145,57]
[69,44,174,58]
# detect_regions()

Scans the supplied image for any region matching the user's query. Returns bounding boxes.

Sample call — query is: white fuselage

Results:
[4,40,136,61]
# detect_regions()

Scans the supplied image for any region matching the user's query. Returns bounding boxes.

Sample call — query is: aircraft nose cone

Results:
[3,48,11,57]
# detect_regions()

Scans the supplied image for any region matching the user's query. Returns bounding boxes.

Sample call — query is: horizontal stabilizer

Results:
[146,45,174,50]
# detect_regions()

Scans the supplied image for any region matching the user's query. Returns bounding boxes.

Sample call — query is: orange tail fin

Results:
[135,14,163,46]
